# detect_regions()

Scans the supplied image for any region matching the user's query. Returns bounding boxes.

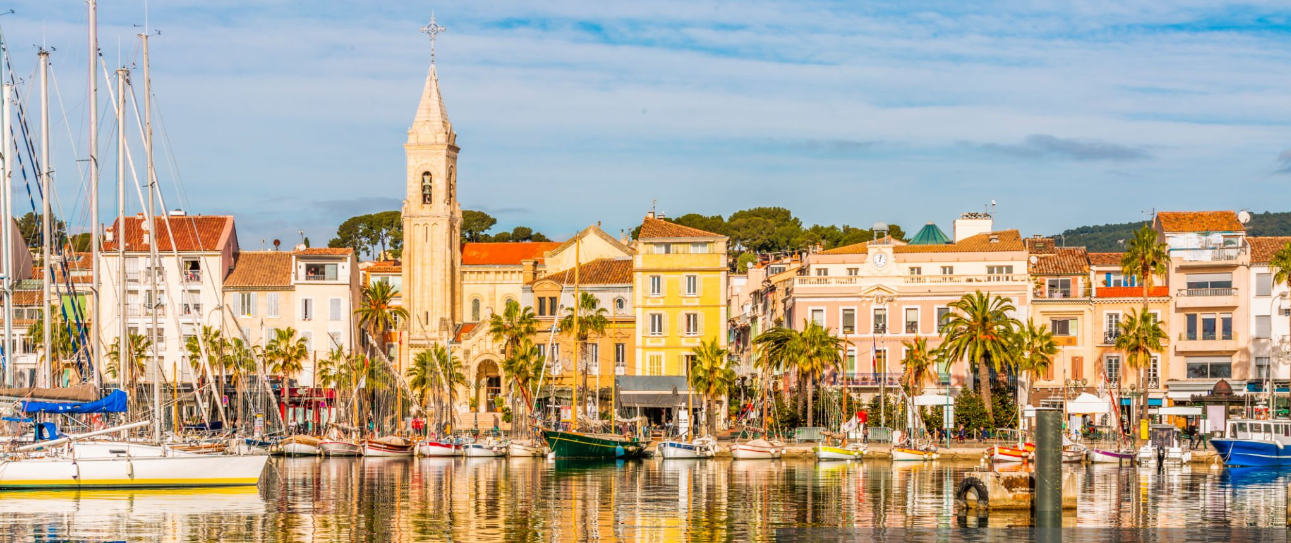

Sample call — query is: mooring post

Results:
[1034,407,1062,528]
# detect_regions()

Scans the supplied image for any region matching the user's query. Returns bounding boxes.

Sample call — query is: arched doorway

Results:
[477,359,502,413]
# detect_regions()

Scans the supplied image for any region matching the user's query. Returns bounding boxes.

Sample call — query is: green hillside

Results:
[1053,211,1291,252]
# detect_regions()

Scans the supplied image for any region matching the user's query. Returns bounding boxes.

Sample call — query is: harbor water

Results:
[1,457,1289,541]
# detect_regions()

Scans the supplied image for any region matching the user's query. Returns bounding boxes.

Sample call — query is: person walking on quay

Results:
[492,414,501,437]
[978,426,987,443]
[957,424,966,444]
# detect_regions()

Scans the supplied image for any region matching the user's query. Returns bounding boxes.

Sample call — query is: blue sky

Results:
[5,1,1291,248]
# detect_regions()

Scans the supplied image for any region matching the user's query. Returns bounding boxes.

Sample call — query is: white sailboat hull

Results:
[418,441,464,457]
[0,454,269,489]
[463,444,507,458]
[319,440,362,456]
[659,440,717,459]
[278,442,320,457]
[507,441,548,457]
[730,440,784,460]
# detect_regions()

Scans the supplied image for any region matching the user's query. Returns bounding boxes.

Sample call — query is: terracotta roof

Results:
[295,247,352,256]
[532,258,632,286]
[1155,211,1244,233]
[1030,247,1088,275]
[1249,237,1291,264]
[11,290,42,306]
[822,241,871,255]
[461,242,561,266]
[1087,252,1124,267]
[1095,286,1169,299]
[367,264,402,274]
[638,217,723,239]
[224,251,293,290]
[893,230,1026,253]
[453,322,478,343]
[102,215,235,252]
[65,252,93,269]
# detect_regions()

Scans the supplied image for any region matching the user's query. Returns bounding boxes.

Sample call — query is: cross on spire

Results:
[421,12,446,64]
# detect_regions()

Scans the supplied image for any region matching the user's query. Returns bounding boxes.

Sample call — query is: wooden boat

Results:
[1063,444,1087,463]
[891,446,939,461]
[543,429,645,459]
[730,438,785,460]
[813,443,865,461]
[362,437,414,457]
[660,436,718,459]
[463,439,508,458]
[418,438,465,457]
[273,435,321,457]
[506,439,549,457]
[319,439,362,456]
[1088,448,1135,464]
[990,442,1035,463]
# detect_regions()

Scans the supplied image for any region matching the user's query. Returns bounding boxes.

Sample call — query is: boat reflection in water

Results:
[4,458,1291,540]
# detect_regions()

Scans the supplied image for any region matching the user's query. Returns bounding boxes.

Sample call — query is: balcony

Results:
[1174,246,1245,265]
[126,304,167,317]
[793,273,1029,288]
[842,372,902,387]
[183,270,203,283]
[1176,331,1239,353]
[904,322,919,334]
[1101,331,1120,345]
[1175,287,1240,308]
[873,324,888,334]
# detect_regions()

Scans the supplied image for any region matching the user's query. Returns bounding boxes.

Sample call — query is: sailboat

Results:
[659,353,716,459]
[730,367,786,460]
[889,390,939,461]
[813,377,866,461]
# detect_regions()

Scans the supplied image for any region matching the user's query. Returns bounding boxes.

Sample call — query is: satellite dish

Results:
[1238,210,1252,224]
[1029,255,1038,264]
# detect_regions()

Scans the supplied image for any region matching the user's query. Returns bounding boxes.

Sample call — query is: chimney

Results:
[953,212,994,242]
[521,259,537,283]
[645,211,655,220]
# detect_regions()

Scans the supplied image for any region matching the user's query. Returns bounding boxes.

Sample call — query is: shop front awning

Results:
[1066,393,1111,414]
[1120,398,1163,407]
[1157,406,1203,416]
[615,376,702,408]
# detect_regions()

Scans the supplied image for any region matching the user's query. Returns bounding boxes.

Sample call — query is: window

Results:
[810,309,826,327]
[936,307,951,333]
[941,266,954,275]
[1105,355,1121,386]
[1148,356,1160,389]
[304,263,339,281]
[846,346,857,374]
[587,343,600,373]
[649,313,664,336]
[329,298,343,321]
[1072,356,1083,381]
[267,293,280,318]
[1186,356,1232,379]
[815,268,828,277]
[301,331,314,353]
[1256,315,1272,339]
[986,265,1013,278]
[240,326,251,340]
[842,309,856,334]
[1257,357,1271,380]
[1047,278,1072,298]
[1104,312,1120,343]
[551,344,560,364]
[684,313,700,336]
[909,267,921,276]
[873,308,887,334]
[654,243,672,255]
[538,296,559,317]
[1257,273,1273,296]
[904,307,918,334]
[1050,318,1077,337]
[647,354,664,376]
[1222,313,1233,340]
[538,297,547,316]
[690,242,709,254]
[847,268,859,276]
[471,299,481,322]
[768,265,786,275]
[301,298,314,321]
[237,293,256,317]
[615,343,626,374]
[329,331,345,349]
[684,275,699,296]
[421,171,433,204]
[874,348,888,374]
[649,276,663,297]
[1105,273,1130,288]
[614,297,626,313]
[683,354,696,375]
[1186,273,1233,290]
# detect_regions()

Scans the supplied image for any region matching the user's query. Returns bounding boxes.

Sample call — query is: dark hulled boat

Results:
[542,429,645,459]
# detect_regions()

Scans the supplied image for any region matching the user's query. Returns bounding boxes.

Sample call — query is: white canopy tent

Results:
[1156,406,1203,416]
[1066,393,1111,415]
[913,393,954,406]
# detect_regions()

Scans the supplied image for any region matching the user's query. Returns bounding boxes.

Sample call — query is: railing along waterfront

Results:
[795,273,1029,287]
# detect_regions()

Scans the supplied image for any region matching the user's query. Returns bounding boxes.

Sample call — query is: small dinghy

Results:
[891,446,939,461]
[730,438,785,460]
[507,439,549,457]
[660,436,718,459]
[990,443,1035,463]
[274,435,321,457]
[813,443,866,461]
[363,437,415,457]
[418,438,465,457]
[464,438,508,458]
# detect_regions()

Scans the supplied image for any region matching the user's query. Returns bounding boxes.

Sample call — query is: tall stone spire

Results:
[408,65,454,145]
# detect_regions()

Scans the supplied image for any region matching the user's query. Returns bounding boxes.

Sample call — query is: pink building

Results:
[790,214,1030,395]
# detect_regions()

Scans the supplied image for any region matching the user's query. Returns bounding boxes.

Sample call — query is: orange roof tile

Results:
[1030,247,1088,275]
[893,230,1026,253]
[461,242,561,266]
[295,247,352,256]
[1249,237,1291,264]
[102,215,235,252]
[11,290,42,306]
[1095,286,1169,299]
[453,322,478,342]
[638,217,723,239]
[822,241,871,255]
[224,251,293,290]
[1155,211,1244,233]
[532,259,633,286]
[1087,252,1124,267]
[367,264,402,274]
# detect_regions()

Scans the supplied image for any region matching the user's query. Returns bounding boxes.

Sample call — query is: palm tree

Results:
[488,298,539,406]
[558,291,609,420]
[407,344,467,427]
[184,325,226,385]
[689,338,736,436]
[106,333,150,383]
[900,336,939,397]
[1115,308,1166,442]
[354,280,408,351]
[1271,241,1291,349]
[501,339,545,428]
[28,308,81,384]
[266,327,309,431]
[1120,223,1169,429]
[751,322,842,427]
[939,291,1020,421]
[1015,320,1058,412]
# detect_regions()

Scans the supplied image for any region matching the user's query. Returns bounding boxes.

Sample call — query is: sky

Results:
[4,1,1291,249]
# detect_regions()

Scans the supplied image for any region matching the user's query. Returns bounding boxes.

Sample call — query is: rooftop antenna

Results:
[420,11,446,65]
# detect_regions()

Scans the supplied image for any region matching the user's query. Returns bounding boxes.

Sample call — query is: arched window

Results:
[614,296,626,313]
[446,167,455,204]
[471,298,481,322]
[421,171,433,204]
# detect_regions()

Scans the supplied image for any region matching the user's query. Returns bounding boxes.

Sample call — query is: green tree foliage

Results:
[328,211,402,259]
[18,212,68,250]
[952,390,992,432]
[631,206,907,256]
[1054,211,1291,252]
[462,210,498,242]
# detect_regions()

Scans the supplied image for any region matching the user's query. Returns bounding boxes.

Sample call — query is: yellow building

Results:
[633,213,728,376]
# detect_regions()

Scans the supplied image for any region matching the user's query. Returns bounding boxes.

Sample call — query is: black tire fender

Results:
[956,476,989,508]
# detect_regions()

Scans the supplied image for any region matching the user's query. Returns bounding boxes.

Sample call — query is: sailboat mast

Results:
[115,68,127,391]
[88,0,101,385]
[571,236,580,431]
[142,33,161,442]
[39,48,50,388]
[1,82,12,388]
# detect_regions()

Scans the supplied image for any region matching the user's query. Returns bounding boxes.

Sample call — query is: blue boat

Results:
[1211,419,1291,467]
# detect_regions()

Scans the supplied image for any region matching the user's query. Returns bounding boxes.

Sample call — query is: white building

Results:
[1249,237,1291,384]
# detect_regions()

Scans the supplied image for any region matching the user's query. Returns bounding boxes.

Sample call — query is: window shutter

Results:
[231,294,241,316]
[330,298,342,321]
[249,293,258,317]
[268,293,279,317]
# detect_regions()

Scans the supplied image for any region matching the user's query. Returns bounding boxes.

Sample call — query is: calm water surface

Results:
[0,457,1288,541]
